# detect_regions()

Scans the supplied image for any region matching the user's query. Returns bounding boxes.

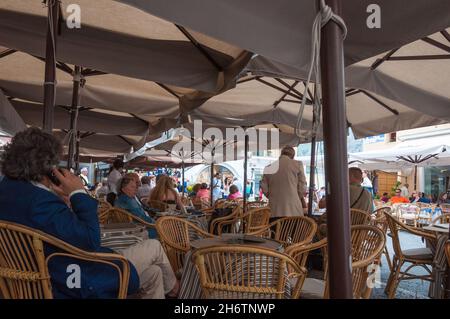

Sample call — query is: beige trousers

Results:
[120,239,176,299]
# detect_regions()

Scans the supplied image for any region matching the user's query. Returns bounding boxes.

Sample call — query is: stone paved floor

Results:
[371,231,431,299]
[308,231,433,299]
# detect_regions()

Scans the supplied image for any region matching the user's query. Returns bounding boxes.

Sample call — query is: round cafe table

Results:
[179,234,287,299]
[190,233,283,250]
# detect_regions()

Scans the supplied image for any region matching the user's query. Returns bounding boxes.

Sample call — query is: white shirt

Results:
[400,186,409,197]
[107,169,122,194]
[137,184,153,199]
[361,177,373,188]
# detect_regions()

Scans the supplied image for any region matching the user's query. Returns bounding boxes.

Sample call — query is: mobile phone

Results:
[46,168,63,186]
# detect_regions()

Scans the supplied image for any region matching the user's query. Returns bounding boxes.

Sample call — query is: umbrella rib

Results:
[255,77,303,100]
[441,30,450,43]
[82,69,107,77]
[156,83,179,98]
[175,24,223,71]
[117,135,133,146]
[421,37,450,53]
[345,89,361,97]
[360,90,399,115]
[273,80,300,108]
[128,113,149,125]
[80,132,96,139]
[30,54,74,75]
[370,48,399,69]
[388,54,450,61]
[237,76,258,84]
[274,79,309,102]
[0,49,17,59]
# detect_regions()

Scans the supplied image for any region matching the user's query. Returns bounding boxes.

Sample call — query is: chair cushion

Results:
[292,277,325,299]
[402,247,433,261]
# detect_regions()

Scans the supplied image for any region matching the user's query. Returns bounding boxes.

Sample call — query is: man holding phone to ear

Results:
[0,128,178,299]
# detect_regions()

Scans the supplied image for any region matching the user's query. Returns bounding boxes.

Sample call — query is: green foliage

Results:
[390,181,401,196]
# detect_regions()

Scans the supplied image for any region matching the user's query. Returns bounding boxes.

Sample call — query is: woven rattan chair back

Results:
[147,200,169,212]
[193,245,306,299]
[432,213,450,225]
[242,208,271,233]
[351,225,386,298]
[156,216,214,274]
[0,221,130,299]
[350,209,372,225]
[272,216,317,246]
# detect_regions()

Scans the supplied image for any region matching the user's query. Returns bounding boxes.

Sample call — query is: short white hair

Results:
[81,167,88,172]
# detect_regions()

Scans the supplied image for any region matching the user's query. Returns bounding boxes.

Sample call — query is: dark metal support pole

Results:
[210,160,214,207]
[243,134,249,214]
[308,92,318,216]
[181,161,185,197]
[42,0,59,133]
[307,136,317,216]
[414,165,418,191]
[321,0,353,299]
[67,66,81,170]
[74,131,81,173]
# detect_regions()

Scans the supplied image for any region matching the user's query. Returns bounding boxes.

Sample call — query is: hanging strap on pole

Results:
[295,0,347,138]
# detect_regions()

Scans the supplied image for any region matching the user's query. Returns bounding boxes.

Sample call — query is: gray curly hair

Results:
[0,127,62,182]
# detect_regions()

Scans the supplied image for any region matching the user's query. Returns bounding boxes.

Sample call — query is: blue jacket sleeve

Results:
[31,191,101,251]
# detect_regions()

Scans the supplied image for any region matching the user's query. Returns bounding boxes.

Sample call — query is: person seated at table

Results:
[227,185,243,200]
[380,192,390,203]
[418,192,432,204]
[409,191,420,203]
[0,127,179,299]
[390,189,410,204]
[437,192,450,205]
[196,183,211,201]
[137,176,153,199]
[115,175,158,238]
[319,167,374,212]
[149,175,187,213]
[189,183,202,198]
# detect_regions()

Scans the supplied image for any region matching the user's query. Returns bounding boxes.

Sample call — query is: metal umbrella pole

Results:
[67,66,82,170]
[320,0,352,299]
[243,133,249,214]
[181,160,185,197]
[210,155,215,207]
[42,0,59,133]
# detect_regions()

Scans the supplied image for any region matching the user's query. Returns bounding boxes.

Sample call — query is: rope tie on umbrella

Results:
[295,0,347,138]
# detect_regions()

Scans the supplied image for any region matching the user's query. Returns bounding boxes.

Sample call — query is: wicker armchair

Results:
[193,245,307,299]
[286,225,385,299]
[383,212,437,298]
[246,201,269,210]
[398,204,420,227]
[209,205,242,235]
[248,216,317,247]
[285,238,328,299]
[441,203,450,214]
[100,207,156,233]
[350,209,372,225]
[147,200,169,212]
[371,207,393,271]
[0,221,130,299]
[155,217,215,275]
[215,207,271,235]
[431,213,450,225]
[98,199,112,213]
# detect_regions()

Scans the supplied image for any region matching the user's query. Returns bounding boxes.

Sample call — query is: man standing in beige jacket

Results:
[261,146,307,222]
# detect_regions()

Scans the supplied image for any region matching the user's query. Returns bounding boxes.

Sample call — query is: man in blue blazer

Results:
[0,128,178,298]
